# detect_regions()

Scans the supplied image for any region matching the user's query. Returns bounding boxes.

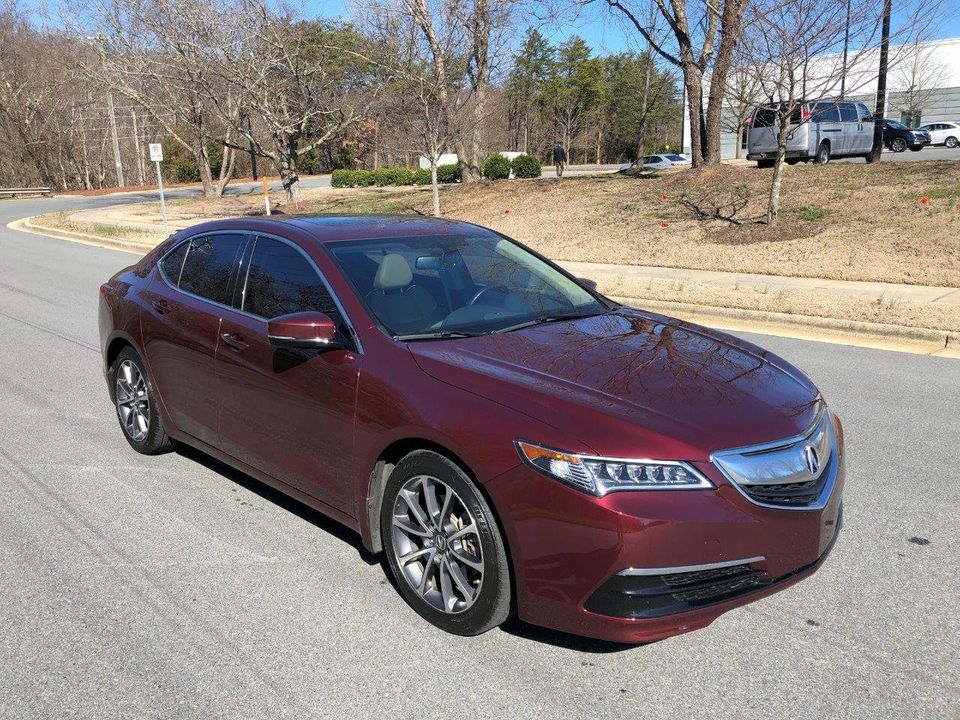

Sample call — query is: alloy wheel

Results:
[391,475,484,614]
[892,138,906,152]
[946,137,958,148]
[115,359,149,442]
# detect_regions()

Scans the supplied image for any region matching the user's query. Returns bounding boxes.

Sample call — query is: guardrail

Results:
[0,187,53,198]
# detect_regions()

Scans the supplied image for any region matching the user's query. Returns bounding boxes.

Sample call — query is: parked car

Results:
[916,121,959,148]
[882,120,930,152]
[620,154,690,171]
[747,100,875,166]
[99,216,844,643]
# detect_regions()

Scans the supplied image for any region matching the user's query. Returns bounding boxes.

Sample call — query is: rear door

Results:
[216,233,361,513]
[140,232,248,446]
[747,106,778,154]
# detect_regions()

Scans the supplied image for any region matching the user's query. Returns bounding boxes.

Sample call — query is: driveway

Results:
[0,195,958,719]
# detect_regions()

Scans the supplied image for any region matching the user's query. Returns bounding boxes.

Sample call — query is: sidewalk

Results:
[557,260,960,306]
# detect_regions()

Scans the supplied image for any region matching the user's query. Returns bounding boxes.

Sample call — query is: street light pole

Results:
[841,0,851,97]
[867,0,892,163]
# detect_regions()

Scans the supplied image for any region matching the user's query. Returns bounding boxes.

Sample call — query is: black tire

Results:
[891,137,907,153]
[786,158,799,166]
[756,159,774,168]
[945,136,958,148]
[909,146,923,152]
[381,450,511,636]
[814,142,830,164]
[109,346,175,455]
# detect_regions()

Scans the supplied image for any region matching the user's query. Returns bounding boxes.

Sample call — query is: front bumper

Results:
[485,414,845,644]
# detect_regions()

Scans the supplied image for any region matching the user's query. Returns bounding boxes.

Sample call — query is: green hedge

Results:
[331,164,460,188]
[511,154,542,178]
[481,154,511,180]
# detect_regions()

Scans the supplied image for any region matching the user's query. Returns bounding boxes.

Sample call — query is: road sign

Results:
[149,143,163,162]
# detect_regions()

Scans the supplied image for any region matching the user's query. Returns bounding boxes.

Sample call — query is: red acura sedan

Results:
[99,216,844,643]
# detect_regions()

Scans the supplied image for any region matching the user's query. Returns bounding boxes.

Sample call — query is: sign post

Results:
[148,143,170,236]
[261,176,271,216]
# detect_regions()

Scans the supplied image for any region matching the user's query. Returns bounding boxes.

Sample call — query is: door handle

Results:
[220,332,249,352]
[152,299,171,315]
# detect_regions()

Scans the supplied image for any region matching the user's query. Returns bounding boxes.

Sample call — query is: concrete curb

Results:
[7,216,152,255]
[613,296,960,358]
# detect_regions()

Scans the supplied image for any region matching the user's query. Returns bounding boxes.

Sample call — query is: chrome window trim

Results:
[711,408,840,512]
[156,228,364,354]
[618,556,766,577]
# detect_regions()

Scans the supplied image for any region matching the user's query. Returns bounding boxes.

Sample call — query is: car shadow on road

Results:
[175,444,379,567]
[498,617,642,654]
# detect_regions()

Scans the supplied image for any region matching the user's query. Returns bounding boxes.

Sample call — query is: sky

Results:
[300,0,960,56]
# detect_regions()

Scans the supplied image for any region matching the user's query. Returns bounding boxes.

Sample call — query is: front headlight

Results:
[515,440,714,496]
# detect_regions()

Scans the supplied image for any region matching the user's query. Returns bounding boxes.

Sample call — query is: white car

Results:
[917,122,959,148]
[621,154,691,171]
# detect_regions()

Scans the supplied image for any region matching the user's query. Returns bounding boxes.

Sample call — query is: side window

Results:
[178,233,247,305]
[839,103,857,122]
[243,236,340,323]
[812,103,841,122]
[160,241,189,285]
[857,103,873,121]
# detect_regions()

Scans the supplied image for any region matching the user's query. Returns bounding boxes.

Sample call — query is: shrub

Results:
[412,168,432,185]
[436,163,461,183]
[481,154,511,180]
[331,169,354,188]
[510,154,541,178]
[371,168,393,186]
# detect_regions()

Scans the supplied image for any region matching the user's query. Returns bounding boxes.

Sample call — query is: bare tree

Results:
[722,42,764,159]
[740,0,939,223]
[210,0,377,201]
[890,38,949,126]
[589,0,749,167]
[79,0,240,197]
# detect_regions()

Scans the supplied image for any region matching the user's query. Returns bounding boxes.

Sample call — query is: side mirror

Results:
[578,277,599,292]
[267,311,343,349]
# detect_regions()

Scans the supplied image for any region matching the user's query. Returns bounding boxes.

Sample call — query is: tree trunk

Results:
[196,143,215,198]
[430,160,440,217]
[735,122,745,159]
[216,145,235,196]
[470,82,486,179]
[272,134,301,202]
[703,0,747,165]
[683,65,705,166]
[766,121,792,224]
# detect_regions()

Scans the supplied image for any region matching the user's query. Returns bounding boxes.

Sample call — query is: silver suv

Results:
[747,100,875,167]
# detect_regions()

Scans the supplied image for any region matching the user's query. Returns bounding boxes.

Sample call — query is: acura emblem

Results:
[803,445,821,475]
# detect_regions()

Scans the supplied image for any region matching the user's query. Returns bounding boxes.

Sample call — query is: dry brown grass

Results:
[33,160,960,331]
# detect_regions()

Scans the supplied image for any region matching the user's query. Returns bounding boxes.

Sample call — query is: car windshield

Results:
[886,120,908,129]
[329,234,609,339]
[665,154,686,161]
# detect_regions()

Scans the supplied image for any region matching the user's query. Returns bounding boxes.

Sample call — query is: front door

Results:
[216,234,361,514]
[140,232,248,446]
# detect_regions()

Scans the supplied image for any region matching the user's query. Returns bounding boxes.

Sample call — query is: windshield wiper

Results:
[395,330,482,341]
[492,311,607,335]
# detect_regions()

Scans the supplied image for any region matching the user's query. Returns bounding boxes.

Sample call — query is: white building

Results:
[686,36,960,158]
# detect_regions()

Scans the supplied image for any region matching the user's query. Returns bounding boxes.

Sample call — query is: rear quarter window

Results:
[178,233,247,305]
[159,241,188,285]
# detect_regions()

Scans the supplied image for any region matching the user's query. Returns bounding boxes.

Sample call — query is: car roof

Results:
[174,215,488,245]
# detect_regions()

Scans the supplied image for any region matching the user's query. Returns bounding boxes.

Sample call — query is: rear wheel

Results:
[814,142,830,164]
[756,159,774,169]
[891,137,907,152]
[381,450,511,636]
[110,346,175,455]
[945,136,958,148]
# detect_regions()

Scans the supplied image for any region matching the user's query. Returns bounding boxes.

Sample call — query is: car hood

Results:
[408,308,822,461]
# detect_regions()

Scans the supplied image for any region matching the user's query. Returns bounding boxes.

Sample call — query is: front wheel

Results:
[944,136,958,148]
[381,450,511,636]
[891,137,907,152]
[814,142,830,164]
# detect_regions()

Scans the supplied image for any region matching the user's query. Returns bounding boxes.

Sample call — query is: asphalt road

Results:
[1,193,958,719]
